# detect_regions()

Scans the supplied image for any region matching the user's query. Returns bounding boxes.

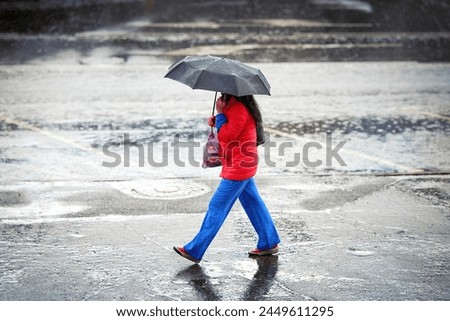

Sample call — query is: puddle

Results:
[113,179,211,200]
[69,233,85,238]
[0,190,29,207]
[0,158,23,164]
[272,116,450,137]
[347,247,375,257]
[0,120,20,131]
[395,177,450,207]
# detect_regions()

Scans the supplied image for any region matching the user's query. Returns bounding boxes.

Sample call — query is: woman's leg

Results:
[239,178,280,250]
[184,178,248,260]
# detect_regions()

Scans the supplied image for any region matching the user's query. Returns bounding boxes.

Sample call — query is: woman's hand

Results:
[216,97,226,114]
[207,116,216,127]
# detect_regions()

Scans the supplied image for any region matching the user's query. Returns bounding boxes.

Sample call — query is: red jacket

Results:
[217,97,258,180]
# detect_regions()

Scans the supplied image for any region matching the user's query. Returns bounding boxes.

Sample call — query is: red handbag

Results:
[202,131,222,168]
[202,92,222,168]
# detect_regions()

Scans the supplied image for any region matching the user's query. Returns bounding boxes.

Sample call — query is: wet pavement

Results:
[1,61,449,301]
[0,174,449,300]
[0,0,450,302]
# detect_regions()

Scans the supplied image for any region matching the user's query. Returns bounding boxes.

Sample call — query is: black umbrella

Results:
[164,55,271,97]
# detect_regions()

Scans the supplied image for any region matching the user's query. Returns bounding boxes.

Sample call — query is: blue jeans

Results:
[184,178,280,261]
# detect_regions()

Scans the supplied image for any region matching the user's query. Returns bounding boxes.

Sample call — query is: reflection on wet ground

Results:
[175,265,222,301]
[241,256,279,301]
[174,256,279,301]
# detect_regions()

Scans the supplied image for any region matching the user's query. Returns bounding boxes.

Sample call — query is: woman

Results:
[174,93,280,263]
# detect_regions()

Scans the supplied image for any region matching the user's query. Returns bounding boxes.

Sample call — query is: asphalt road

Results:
[1,59,449,301]
[0,4,449,302]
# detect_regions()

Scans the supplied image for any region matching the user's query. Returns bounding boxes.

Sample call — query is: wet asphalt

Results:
[0,175,449,300]
[0,1,450,302]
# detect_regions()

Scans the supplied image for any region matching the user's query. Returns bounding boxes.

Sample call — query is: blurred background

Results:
[0,0,449,63]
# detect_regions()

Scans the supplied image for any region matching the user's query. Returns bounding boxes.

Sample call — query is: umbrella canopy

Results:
[164,55,271,97]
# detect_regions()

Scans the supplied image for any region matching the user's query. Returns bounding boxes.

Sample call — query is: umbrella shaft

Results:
[210,91,218,133]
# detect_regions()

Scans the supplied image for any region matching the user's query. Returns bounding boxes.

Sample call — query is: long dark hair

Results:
[222,94,265,145]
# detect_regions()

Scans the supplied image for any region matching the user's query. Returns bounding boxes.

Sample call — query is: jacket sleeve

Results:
[215,113,227,132]
[217,103,248,143]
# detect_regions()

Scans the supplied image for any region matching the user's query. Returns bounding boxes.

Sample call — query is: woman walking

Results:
[174,93,280,263]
